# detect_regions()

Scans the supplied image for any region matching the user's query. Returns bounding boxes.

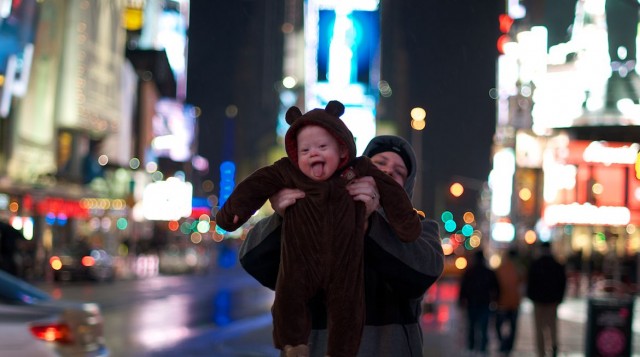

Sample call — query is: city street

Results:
[36,261,640,357]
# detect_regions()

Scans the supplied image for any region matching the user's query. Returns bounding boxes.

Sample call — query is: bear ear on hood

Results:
[285,106,303,125]
[325,100,345,117]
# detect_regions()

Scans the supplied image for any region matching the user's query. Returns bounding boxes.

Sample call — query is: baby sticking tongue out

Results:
[312,162,324,177]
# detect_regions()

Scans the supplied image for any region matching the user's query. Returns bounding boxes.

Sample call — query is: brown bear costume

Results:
[215,100,421,356]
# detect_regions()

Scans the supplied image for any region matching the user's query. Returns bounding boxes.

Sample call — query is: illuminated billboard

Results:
[0,0,39,118]
[500,0,640,132]
[304,0,380,155]
[542,139,640,226]
[150,98,195,163]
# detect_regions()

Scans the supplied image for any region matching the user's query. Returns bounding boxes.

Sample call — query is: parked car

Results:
[50,245,115,282]
[0,269,110,357]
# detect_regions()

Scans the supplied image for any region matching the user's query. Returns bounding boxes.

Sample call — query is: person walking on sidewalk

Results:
[494,248,524,356]
[458,248,500,356]
[526,241,567,357]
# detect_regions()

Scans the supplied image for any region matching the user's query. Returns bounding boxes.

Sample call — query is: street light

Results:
[410,107,426,209]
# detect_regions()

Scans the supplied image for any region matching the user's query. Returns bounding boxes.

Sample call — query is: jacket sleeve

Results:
[364,212,444,299]
[238,214,282,290]
[215,161,288,232]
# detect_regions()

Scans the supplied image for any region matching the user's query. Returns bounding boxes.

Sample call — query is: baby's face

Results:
[296,125,346,181]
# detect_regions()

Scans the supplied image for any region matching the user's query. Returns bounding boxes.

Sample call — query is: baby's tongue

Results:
[312,163,324,177]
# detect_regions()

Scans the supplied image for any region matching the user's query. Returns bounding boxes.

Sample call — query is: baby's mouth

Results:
[311,162,324,177]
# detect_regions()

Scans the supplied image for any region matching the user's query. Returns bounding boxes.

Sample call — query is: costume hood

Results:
[284,100,357,169]
[363,135,418,199]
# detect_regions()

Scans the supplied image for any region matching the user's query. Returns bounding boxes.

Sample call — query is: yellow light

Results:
[518,187,532,201]
[122,7,144,31]
[411,119,426,131]
[592,183,603,195]
[524,229,537,244]
[450,183,464,197]
[442,243,454,255]
[8,202,18,212]
[463,212,475,223]
[410,107,427,121]
[455,257,468,270]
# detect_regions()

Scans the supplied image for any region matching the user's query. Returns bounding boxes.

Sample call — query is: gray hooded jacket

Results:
[239,135,444,357]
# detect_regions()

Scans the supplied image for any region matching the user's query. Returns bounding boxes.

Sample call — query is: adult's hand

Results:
[269,188,305,216]
[346,176,380,219]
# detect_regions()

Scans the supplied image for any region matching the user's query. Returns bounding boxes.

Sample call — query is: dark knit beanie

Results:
[366,142,412,174]
[284,100,356,168]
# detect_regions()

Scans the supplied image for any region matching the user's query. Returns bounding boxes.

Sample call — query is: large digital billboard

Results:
[500,0,640,132]
[0,0,39,118]
[304,0,380,155]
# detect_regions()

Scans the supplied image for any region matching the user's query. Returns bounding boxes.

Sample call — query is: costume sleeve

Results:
[238,214,282,290]
[359,157,422,242]
[215,161,289,232]
[364,212,444,299]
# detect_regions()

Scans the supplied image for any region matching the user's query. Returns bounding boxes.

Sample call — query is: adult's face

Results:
[370,151,408,187]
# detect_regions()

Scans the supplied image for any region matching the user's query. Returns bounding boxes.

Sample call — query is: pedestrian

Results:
[216,101,423,357]
[526,241,567,357]
[494,248,524,356]
[458,248,500,356]
[238,134,444,356]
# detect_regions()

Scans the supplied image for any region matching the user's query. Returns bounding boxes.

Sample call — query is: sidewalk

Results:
[146,275,640,356]
[421,278,640,356]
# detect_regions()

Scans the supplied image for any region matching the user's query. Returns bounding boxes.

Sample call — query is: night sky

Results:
[186,0,501,217]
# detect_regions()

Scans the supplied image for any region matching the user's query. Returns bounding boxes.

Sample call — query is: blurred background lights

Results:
[454,257,467,270]
[410,107,426,121]
[145,161,158,173]
[518,187,532,201]
[225,105,238,118]
[129,158,140,169]
[450,182,464,197]
[441,210,453,222]
[524,229,537,244]
[463,212,475,223]
[98,155,109,166]
[378,80,392,97]
[282,76,297,88]
[444,220,457,233]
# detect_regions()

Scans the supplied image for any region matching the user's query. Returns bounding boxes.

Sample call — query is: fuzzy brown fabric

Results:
[215,101,421,356]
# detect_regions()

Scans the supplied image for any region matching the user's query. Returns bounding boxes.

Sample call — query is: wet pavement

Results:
[140,272,640,357]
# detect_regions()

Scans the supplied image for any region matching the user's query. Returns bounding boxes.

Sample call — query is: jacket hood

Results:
[363,135,417,199]
[284,100,357,169]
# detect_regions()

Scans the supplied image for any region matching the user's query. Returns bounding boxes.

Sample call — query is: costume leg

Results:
[272,260,316,349]
[324,260,365,356]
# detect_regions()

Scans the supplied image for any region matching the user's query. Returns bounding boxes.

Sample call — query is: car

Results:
[50,245,115,282]
[0,269,110,357]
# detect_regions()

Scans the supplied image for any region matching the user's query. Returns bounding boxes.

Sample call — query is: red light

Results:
[497,34,511,54]
[81,256,95,267]
[498,14,513,33]
[30,323,73,344]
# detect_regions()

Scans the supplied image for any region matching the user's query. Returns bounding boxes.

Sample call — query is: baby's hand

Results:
[269,188,305,216]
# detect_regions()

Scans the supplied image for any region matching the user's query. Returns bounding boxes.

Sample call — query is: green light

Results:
[441,211,453,223]
[116,217,128,230]
[461,224,473,237]
[444,220,457,233]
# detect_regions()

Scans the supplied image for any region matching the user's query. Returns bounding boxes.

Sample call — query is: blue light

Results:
[219,161,236,207]
[444,220,457,233]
